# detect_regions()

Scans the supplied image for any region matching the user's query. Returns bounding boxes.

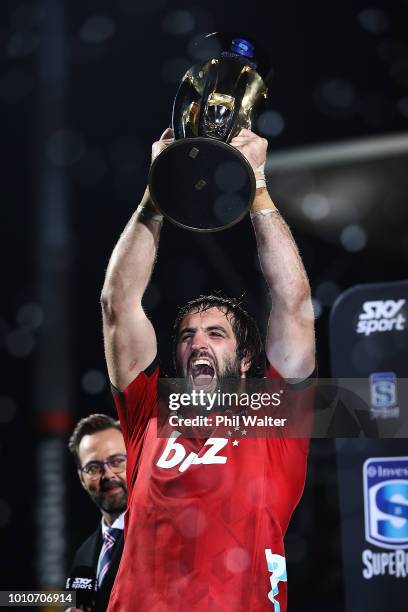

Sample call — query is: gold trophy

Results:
[149,33,270,232]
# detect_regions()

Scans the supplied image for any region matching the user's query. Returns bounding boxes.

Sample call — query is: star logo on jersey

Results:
[232,440,239,447]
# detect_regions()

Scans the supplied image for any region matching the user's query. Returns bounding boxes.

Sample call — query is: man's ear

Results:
[239,353,252,377]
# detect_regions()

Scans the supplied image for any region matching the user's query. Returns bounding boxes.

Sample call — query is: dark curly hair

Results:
[173,293,265,378]
[68,414,121,466]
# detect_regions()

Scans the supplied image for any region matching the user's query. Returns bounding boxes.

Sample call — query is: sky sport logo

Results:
[362,457,408,580]
[71,577,93,590]
[356,299,406,336]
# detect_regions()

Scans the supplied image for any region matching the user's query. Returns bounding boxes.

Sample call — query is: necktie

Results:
[97,527,121,587]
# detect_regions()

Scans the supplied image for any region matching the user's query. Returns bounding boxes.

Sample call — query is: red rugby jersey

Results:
[107,364,312,612]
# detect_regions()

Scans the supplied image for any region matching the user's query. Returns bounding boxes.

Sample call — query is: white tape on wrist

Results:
[255,162,265,177]
[256,178,267,189]
[250,208,278,220]
[254,162,266,189]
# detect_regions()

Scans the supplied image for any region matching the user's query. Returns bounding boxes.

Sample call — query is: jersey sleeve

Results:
[265,361,316,454]
[111,360,159,480]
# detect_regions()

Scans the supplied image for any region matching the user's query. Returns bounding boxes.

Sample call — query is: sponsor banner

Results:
[332,282,408,610]
[336,442,408,611]
[363,457,408,550]
[362,456,408,582]
[330,280,408,379]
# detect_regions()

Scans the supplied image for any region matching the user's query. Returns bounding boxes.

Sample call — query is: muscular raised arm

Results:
[231,129,315,380]
[101,129,173,390]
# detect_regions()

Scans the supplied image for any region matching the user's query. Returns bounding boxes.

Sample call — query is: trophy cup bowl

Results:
[148,33,269,232]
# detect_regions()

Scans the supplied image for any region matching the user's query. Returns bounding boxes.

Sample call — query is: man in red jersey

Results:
[101,128,315,611]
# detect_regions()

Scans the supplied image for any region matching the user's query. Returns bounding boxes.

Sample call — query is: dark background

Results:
[1,0,408,610]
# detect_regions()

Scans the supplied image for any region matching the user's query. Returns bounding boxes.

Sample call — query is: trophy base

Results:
[148,138,256,232]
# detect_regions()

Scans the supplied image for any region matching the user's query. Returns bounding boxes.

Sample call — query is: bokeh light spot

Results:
[214,194,246,225]
[340,224,367,252]
[80,15,116,44]
[214,161,247,193]
[81,370,107,395]
[315,281,341,307]
[6,329,35,358]
[321,79,355,109]
[301,193,330,221]
[257,110,285,137]
[17,303,44,330]
[161,10,195,35]
[224,547,250,573]
[357,8,390,33]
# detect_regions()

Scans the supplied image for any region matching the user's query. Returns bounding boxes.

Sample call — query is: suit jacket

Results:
[67,525,124,612]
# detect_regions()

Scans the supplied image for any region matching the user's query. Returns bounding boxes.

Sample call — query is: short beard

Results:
[219,354,241,380]
[89,482,127,517]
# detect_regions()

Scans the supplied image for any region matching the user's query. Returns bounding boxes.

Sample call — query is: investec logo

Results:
[356,299,406,336]
[362,457,408,579]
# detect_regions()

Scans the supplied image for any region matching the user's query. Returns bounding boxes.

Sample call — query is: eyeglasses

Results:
[80,454,127,480]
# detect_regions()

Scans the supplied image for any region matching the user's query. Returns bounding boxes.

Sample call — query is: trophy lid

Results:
[191,31,272,83]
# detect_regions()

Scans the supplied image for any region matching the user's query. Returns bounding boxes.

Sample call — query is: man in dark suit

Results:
[66,414,127,612]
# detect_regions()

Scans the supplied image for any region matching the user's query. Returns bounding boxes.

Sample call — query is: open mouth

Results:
[189,358,216,388]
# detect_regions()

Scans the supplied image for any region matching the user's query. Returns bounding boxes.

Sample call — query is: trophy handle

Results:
[172,79,199,140]
[223,69,250,142]
[197,60,219,138]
